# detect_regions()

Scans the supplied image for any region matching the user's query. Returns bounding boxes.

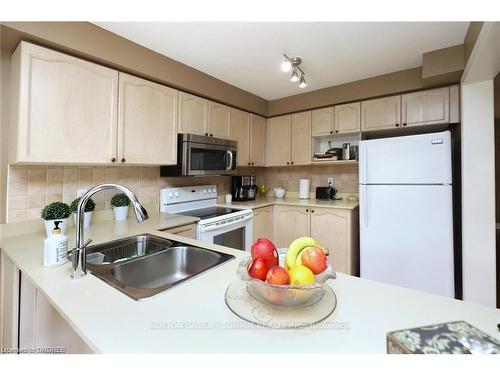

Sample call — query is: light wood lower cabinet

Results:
[118,73,178,165]
[161,223,196,239]
[1,252,93,353]
[252,206,273,242]
[309,207,358,275]
[273,205,359,275]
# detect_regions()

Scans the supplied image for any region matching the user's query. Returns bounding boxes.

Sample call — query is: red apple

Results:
[251,238,278,269]
[266,266,290,285]
[300,246,328,275]
[247,257,269,281]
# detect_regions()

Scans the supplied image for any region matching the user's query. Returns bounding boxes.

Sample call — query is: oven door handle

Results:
[226,150,234,171]
[199,214,251,233]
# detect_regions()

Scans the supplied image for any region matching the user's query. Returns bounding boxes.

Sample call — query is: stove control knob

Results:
[203,189,207,194]
[174,192,180,198]
[168,192,173,198]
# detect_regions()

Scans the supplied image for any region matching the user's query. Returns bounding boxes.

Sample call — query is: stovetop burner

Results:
[179,206,243,220]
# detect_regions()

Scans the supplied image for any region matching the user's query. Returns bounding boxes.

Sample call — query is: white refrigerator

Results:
[359,131,455,298]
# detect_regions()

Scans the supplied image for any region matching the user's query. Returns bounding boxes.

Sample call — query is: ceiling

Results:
[94,22,469,101]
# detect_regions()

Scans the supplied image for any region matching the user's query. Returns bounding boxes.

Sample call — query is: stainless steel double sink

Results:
[85,234,235,300]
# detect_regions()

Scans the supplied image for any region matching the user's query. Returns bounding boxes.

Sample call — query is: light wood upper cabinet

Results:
[274,205,310,248]
[118,73,178,165]
[9,42,118,164]
[401,87,449,127]
[253,205,273,242]
[229,108,251,166]
[250,114,266,167]
[335,102,361,134]
[310,207,358,275]
[312,107,334,136]
[291,111,312,165]
[361,95,401,132]
[266,115,291,166]
[178,92,209,136]
[209,102,231,139]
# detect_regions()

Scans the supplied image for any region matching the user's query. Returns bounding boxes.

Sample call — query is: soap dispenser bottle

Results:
[43,220,68,267]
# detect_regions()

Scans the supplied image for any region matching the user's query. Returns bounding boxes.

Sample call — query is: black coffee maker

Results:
[232,175,257,201]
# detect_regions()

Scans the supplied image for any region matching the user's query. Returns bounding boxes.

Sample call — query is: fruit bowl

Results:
[237,249,336,308]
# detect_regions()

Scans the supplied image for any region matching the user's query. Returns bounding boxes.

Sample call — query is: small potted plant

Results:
[111,193,130,221]
[41,202,71,237]
[70,197,96,228]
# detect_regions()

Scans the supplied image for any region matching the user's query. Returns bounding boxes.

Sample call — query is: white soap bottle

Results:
[43,220,68,267]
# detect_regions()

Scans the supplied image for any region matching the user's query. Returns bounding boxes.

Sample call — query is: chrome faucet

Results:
[69,183,149,279]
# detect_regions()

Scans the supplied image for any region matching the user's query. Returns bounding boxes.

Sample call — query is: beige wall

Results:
[6,165,232,223]
[0,27,9,224]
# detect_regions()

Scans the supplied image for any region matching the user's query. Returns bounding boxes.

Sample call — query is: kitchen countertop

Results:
[218,196,359,210]
[1,213,499,353]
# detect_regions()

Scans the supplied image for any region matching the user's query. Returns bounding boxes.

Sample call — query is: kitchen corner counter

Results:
[1,213,499,353]
[218,196,359,210]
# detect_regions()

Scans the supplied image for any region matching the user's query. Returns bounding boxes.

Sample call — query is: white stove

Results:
[160,185,253,251]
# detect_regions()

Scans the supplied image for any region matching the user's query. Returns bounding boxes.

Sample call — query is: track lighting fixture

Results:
[281,54,307,88]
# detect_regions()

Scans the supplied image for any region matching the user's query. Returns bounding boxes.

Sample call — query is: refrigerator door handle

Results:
[361,143,367,183]
[361,185,368,228]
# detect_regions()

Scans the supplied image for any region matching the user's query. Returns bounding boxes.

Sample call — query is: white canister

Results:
[299,179,310,199]
[72,211,93,228]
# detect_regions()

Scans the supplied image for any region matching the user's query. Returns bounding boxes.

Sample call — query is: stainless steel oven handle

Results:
[226,150,234,171]
[199,215,251,233]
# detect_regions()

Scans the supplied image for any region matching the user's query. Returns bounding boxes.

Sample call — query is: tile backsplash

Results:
[6,164,358,223]
[6,165,232,223]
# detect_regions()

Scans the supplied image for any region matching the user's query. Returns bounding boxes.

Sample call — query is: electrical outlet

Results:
[327,177,334,186]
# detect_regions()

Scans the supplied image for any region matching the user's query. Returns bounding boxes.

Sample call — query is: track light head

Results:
[281,60,292,72]
[290,67,299,82]
[298,74,307,88]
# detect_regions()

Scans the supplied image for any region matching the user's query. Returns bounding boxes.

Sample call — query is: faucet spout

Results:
[70,183,149,279]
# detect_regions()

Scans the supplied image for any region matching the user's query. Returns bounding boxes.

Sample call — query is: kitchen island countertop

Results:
[1,213,499,353]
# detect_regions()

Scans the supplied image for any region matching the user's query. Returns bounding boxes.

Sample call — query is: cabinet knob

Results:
[248,162,251,166]
[251,162,254,166]
[210,133,213,137]
[402,123,407,127]
[121,158,126,163]
[330,131,333,134]
[395,123,400,127]
[306,209,309,213]
[291,161,294,165]
[311,209,315,213]
[111,157,116,163]
[286,162,290,165]
[335,130,339,133]
[205,133,209,136]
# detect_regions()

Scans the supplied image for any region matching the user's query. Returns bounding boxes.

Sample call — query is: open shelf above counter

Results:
[311,159,359,165]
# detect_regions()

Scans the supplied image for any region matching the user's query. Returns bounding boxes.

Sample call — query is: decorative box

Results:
[387,321,500,354]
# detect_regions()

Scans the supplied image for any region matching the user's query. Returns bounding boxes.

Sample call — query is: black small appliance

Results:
[231,175,257,201]
[315,186,337,200]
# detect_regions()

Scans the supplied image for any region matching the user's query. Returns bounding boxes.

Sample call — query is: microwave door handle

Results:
[226,150,233,171]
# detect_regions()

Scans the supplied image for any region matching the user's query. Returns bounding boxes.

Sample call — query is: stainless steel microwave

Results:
[160,134,237,177]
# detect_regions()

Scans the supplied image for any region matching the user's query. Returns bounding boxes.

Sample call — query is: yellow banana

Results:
[286,237,317,269]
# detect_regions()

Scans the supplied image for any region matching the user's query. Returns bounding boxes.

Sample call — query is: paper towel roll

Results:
[299,179,310,199]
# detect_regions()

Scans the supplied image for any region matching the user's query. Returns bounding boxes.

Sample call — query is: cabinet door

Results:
[402,87,450,127]
[274,205,310,248]
[229,109,251,166]
[312,107,334,136]
[10,42,118,164]
[178,92,209,136]
[118,73,178,165]
[266,115,291,166]
[361,95,401,131]
[335,102,361,134]
[209,102,231,139]
[250,114,266,166]
[252,206,273,242]
[310,207,355,275]
[291,111,312,165]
